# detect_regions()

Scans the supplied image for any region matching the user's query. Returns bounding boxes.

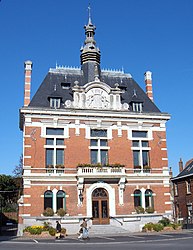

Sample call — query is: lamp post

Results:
[79,191,83,203]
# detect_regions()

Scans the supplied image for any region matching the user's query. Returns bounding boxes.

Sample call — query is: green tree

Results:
[0,175,20,212]
[13,154,23,177]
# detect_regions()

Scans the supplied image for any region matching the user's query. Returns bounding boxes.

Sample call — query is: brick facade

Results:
[18,14,172,233]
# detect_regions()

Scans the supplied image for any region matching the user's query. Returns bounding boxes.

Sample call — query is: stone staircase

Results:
[89,224,128,236]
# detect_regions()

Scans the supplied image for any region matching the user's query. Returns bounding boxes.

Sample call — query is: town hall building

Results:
[18,13,172,234]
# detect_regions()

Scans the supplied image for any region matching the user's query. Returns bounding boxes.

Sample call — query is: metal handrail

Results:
[109,216,123,226]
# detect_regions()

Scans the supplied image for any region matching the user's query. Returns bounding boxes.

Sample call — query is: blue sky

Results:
[0,0,192,176]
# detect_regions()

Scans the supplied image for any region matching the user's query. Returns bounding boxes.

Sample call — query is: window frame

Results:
[134,189,142,207]
[50,97,61,109]
[45,128,65,169]
[90,129,109,165]
[186,180,191,194]
[44,190,53,210]
[131,131,150,168]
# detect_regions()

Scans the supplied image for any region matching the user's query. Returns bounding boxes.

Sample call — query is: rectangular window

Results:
[61,82,71,89]
[90,129,108,165]
[46,139,54,145]
[91,129,107,138]
[133,151,140,167]
[50,98,60,109]
[174,183,178,196]
[56,149,64,165]
[45,128,65,171]
[132,141,139,147]
[91,139,98,146]
[132,103,143,112]
[132,131,149,169]
[46,149,54,166]
[46,128,64,135]
[101,150,108,165]
[56,139,64,145]
[186,180,191,194]
[132,131,147,138]
[142,150,149,166]
[91,150,98,164]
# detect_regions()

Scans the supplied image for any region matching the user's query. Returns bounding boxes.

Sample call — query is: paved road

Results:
[1,231,193,250]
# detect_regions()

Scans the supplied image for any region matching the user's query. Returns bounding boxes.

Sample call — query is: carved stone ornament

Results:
[65,81,129,111]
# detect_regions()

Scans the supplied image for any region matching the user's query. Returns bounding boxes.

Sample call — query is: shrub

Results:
[170,223,180,230]
[153,223,164,232]
[61,227,67,235]
[49,227,56,236]
[135,206,145,214]
[145,207,154,213]
[158,217,171,227]
[143,222,154,231]
[43,207,54,216]
[24,225,44,235]
[43,221,51,231]
[57,208,66,217]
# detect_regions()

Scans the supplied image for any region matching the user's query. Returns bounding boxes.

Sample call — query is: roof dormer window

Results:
[50,98,61,109]
[61,82,71,89]
[132,102,143,112]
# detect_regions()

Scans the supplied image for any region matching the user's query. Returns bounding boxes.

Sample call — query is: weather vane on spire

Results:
[88,3,91,18]
[87,3,92,24]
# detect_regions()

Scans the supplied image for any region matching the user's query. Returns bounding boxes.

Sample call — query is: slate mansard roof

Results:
[27,14,163,114]
[29,67,160,113]
[172,159,193,181]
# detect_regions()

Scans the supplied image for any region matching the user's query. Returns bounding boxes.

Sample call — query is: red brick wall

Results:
[109,130,132,167]
[173,178,193,218]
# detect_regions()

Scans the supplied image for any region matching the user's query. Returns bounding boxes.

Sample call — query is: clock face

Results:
[85,88,110,109]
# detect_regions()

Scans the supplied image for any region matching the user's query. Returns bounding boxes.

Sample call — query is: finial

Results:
[133,89,137,97]
[88,3,92,24]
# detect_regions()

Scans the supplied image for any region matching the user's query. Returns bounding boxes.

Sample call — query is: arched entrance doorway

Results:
[92,188,109,225]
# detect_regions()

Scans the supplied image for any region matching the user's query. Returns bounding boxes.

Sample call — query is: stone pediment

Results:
[64,80,129,111]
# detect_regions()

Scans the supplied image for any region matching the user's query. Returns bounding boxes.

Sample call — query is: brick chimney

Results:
[179,158,183,173]
[24,60,33,106]
[144,71,153,102]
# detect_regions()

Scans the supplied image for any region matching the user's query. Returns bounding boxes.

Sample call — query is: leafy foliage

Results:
[12,154,23,177]
[0,174,21,212]
[57,208,66,217]
[135,206,145,214]
[145,207,154,213]
[43,207,54,216]
[24,223,66,236]
[158,217,171,227]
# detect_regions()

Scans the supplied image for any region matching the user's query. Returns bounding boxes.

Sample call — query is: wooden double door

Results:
[92,188,109,225]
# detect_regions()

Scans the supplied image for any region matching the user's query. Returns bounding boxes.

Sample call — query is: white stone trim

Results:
[164,193,171,196]
[19,214,31,217]
[22,204,31,207]
[161,148,167,151]
[165,210,172,214]
[86,182,116,217]
[165,201,173,205]
[162,158,168,161]
[24,155,31,159]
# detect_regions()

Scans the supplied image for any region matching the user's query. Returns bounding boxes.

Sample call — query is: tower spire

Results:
[88,4,92,24]
[80,5,100,65]
[80,5,101,83]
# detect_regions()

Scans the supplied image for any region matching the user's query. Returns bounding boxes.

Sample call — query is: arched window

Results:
[57,190,66,211]
[134,189,142,207]
[145,189,154,208]
[44,190,53,210]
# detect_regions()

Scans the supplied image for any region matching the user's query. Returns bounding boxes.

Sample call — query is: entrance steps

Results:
[89,224,128,236]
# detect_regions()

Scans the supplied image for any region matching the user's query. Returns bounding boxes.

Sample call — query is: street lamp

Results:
[79,191,83,203]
